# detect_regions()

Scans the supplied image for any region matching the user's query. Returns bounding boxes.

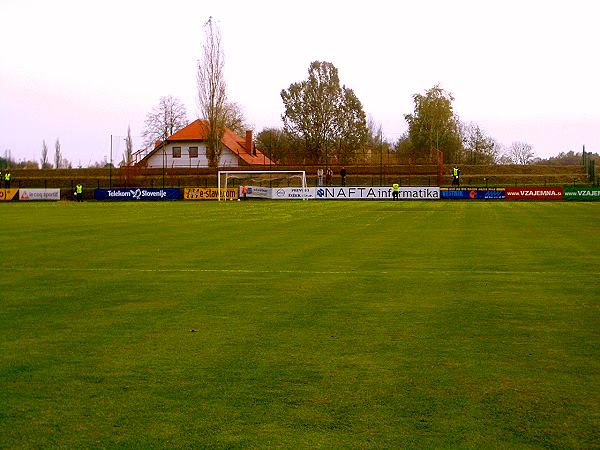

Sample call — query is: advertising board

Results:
[95,188,180,201]
[243,186,271,199]
[505,187,563,200]
[184,187,238,200]
[315,186,440,200]
[271,187,316,199]
[0,189,19,201]
[440,188,505,199]
[563,187,600,201]
[18,189,60,201]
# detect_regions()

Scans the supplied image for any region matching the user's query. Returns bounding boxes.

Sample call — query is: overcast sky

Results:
[1,0,598,165]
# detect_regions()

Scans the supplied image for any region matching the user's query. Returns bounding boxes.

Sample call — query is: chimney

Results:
[245,130,255,156]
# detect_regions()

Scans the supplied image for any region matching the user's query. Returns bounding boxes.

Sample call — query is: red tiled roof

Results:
[145,119,273,166]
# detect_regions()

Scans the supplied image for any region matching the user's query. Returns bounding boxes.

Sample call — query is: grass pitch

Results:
[0,200,598,449]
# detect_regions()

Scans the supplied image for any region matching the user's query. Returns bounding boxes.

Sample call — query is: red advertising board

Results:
[505,187,563,200]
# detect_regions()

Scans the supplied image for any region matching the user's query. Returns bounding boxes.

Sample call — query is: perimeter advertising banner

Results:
[440,188,505,199]
[315,186,440,200]
[563,187,600,201]
[271,187,316,199]
[0,189,19,201]
[244,186,271,199]
[184,187,238,200]
[19,189,60,201]
[505,187,563,200]
[95,188,180,201]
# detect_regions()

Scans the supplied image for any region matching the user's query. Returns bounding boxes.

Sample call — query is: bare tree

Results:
[223,101,248,137]
[141,96,188,150]
[54,139,62,169]
[41,140,50,169]
[197,16,228,167]
[507,141,535,165]
[124,125,133,165]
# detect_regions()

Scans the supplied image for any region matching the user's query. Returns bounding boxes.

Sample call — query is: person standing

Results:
[75,183,83,202]
[317,167,324,186]
[392,183,399,200]
[3,171,11,189]
[241,185,248,200]
[340,167,347,186]
[326,168,333,186]
[452,166,460,186]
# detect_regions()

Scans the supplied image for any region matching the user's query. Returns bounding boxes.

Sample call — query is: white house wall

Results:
[145,142,242,168]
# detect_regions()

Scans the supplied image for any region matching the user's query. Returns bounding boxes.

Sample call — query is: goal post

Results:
[217,170,308,201]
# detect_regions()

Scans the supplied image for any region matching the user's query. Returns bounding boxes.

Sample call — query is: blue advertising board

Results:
[440,189,505,200]
[95,188,181,201]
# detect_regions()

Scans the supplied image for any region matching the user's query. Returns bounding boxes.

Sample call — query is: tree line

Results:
[136,19,596,168]
[10,18,588,170]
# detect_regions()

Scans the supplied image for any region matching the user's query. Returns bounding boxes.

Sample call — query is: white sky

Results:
[1,0,598,165]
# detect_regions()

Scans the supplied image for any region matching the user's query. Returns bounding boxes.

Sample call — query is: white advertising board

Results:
[19,189,61,201]
[241,186,440,200]
[271,187,316,199]
[314,186,440,200]
[243,186,271,199]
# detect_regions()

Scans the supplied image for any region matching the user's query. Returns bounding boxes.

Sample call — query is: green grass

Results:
[0,201,599,449]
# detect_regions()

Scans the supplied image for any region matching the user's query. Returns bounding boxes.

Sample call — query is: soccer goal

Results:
[217,170,308,201]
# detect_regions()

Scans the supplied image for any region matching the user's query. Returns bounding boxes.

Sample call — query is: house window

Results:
[189,147,198,158]
[172,147,181,158]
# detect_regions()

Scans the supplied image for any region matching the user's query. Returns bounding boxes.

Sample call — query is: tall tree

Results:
[124,125,133,165]
[54,138,62,169]
[404,84,462,163]
[197,16,228,168]
[141,96,188,150]
[281,61,367,164]
[41,140,50,169]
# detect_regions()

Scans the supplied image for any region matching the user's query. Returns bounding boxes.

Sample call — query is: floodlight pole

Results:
[162,134,166,189]
[109,134,113,188]
[379,131,383,186]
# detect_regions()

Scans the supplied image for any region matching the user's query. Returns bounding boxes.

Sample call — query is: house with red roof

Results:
[133,119,273,168]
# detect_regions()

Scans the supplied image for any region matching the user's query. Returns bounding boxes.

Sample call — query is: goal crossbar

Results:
[217,170,307,201]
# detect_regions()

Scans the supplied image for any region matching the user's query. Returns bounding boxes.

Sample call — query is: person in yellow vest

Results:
[3,171,11,189]
[392,183,399,200]
[452,166,460,186]
[75,183,83,202]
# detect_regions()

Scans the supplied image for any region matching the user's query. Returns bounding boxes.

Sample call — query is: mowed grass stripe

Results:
[0,201,598,448]
[4,266,599,277]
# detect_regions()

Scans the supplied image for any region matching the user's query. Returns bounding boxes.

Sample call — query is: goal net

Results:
[217,170,307,201]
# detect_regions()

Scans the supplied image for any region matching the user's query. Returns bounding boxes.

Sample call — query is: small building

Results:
[133,119,273,168]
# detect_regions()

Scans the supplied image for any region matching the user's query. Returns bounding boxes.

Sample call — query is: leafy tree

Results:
[461,122,500,164]
[255,128,293,164]
[394,132,413,160]
[142,96,188,150]
[404,84,462,163]
[536,150,600,165]
[281,61,367,164]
